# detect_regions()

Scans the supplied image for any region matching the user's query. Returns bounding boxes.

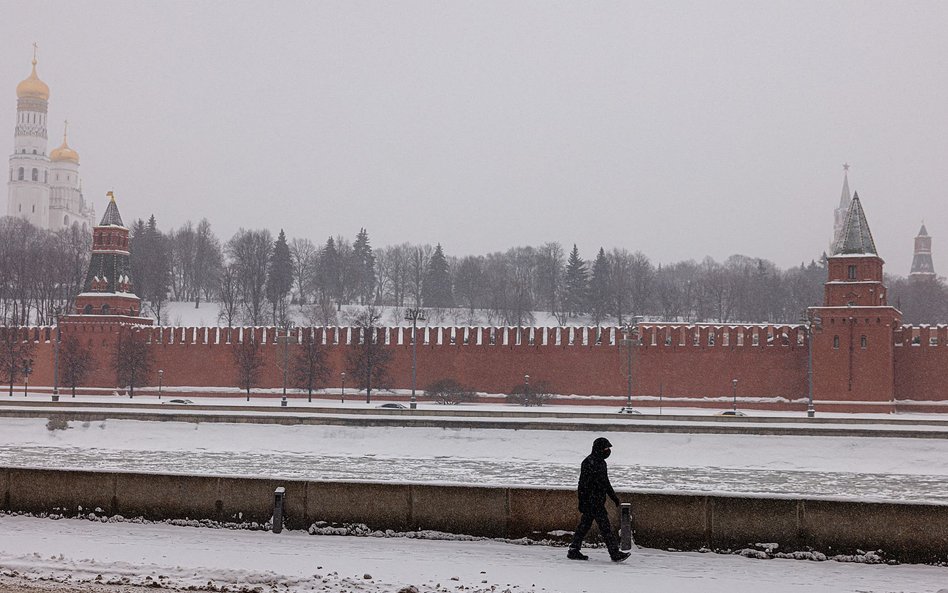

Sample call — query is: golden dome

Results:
[16,59,49,102]
[50,124,79,164]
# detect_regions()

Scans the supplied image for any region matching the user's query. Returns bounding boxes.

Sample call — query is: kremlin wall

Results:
[6,192,948,414]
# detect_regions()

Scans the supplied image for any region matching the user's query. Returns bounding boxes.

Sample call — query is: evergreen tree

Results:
[266,229,294,325]
[130,216,171,323]
[422,243,453,308]
[316,237,342,309]
[352,228,376,305]
[564,244,589,317]
[589,247,611,325]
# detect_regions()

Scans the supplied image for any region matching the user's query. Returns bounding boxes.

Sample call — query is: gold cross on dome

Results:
[32,42,38,62]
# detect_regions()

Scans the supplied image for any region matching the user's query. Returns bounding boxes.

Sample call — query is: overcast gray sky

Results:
[3,1,947,276]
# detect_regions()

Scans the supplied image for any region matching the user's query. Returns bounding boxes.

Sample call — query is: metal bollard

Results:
[272,487,285,534]
[620,502,633,551]
[280,396,288,407]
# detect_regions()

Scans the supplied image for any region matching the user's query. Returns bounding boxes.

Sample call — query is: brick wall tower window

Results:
[847,265,857,280]
[860,335,867,349]
[833,335,840,349]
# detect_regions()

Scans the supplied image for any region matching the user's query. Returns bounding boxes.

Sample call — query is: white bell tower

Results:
[7,45,51,227]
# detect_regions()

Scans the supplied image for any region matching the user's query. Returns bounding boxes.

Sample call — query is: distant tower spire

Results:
[832,164,853,250]
[909,221,936,279]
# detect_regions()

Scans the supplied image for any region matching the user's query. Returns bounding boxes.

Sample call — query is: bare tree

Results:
[226,229,272,325]
[233,329,265,396]
[345,307,393,403]
[289,237,318,306]
[113,328,151,398]
[60,334,95,397]
[293,330,331,400]
[217,264,240,327]
[0,316,34,397]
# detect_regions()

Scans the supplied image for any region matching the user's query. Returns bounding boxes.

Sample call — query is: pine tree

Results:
[316,237,341,309]
[266,229,294,325]
[352,228,376,305]
[589,247,610,325]
[564,244,588,317]
[422,243,453,308]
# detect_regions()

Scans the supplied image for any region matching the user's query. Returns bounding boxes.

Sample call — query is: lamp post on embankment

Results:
[404,308,426,410]
[803,311,821,418]
[731,378,738,413]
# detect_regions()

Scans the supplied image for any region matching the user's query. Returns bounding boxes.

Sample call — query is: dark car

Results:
[617,406,642,415]
[716,410,747,417]
[376,403,407,409]
[163,398,194,405]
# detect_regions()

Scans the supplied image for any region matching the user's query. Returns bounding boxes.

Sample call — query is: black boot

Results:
[567,548,589,561]
[611,551,631,562]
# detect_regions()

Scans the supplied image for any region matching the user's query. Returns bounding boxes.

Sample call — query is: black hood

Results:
[591,437,613,457]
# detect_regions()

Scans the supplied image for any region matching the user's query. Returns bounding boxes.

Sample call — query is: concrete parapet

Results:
[2,467,946,563]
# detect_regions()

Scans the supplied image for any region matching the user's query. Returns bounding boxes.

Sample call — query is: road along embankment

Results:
[2,467,946,563]
[1,404,947,438]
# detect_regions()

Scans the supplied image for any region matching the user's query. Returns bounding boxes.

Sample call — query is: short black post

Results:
[620,502,633,551]
[272,486,285,534]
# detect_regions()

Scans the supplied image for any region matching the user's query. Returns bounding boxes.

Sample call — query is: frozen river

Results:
[1,418,946,503]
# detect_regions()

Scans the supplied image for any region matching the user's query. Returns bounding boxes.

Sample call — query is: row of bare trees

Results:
[4,213,948,328]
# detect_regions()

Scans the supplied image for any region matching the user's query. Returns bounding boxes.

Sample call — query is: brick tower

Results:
[809,193,901,410]
[909,223,935,279]
[72,192,151,322]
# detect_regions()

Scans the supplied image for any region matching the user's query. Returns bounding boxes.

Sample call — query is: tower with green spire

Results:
[73,192,150,321]
[809,193,901,410]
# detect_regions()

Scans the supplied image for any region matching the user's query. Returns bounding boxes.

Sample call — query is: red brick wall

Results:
[6,320,945,409]
[894,325,948,401]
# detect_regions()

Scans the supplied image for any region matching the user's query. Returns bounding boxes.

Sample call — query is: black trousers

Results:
[569,506,619,553]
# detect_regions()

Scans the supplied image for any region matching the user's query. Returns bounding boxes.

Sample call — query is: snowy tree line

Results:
[1,214,946,327]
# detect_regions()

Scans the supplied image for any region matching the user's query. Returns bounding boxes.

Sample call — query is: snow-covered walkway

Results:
[0,515,946,593]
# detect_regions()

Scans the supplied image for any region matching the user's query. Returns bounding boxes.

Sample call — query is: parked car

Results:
[716,410,747,417]
[163,398,194,405]
[617,407,642,415]
[376,403,407,409]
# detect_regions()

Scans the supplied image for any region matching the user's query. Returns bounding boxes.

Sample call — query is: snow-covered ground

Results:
[0,514,945,593]
[161,301,578,328]
[3,417,948,502]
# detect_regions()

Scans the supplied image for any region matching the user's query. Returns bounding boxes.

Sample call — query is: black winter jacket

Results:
[577,437,620,513]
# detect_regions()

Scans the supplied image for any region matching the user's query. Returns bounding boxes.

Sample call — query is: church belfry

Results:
[7,48,51,227]
[5,47,94,231]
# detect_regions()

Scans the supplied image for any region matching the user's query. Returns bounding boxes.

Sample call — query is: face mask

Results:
[601,449,611,459]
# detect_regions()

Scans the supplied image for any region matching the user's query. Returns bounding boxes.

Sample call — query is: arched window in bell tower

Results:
[31,168,38,182]
[17,168,24,181]
[44,171,47,183]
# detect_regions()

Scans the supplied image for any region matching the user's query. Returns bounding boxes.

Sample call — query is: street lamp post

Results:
[731,378,738,413]
[804,311,821,418]
[404,308,426,410]
[281,322,295,408]
[158,369,164,400]
[341,371,346,404]
[524,374,530,405]
[52,307,60,402]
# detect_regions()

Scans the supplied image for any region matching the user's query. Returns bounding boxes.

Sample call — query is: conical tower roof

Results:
[832,192,878,255]
[98,192,125,227]
[918,222,929,237]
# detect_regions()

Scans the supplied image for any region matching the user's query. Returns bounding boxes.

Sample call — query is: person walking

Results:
[567,437,630,562]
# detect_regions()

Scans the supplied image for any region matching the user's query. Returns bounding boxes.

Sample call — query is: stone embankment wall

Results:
[1,467,945,563]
